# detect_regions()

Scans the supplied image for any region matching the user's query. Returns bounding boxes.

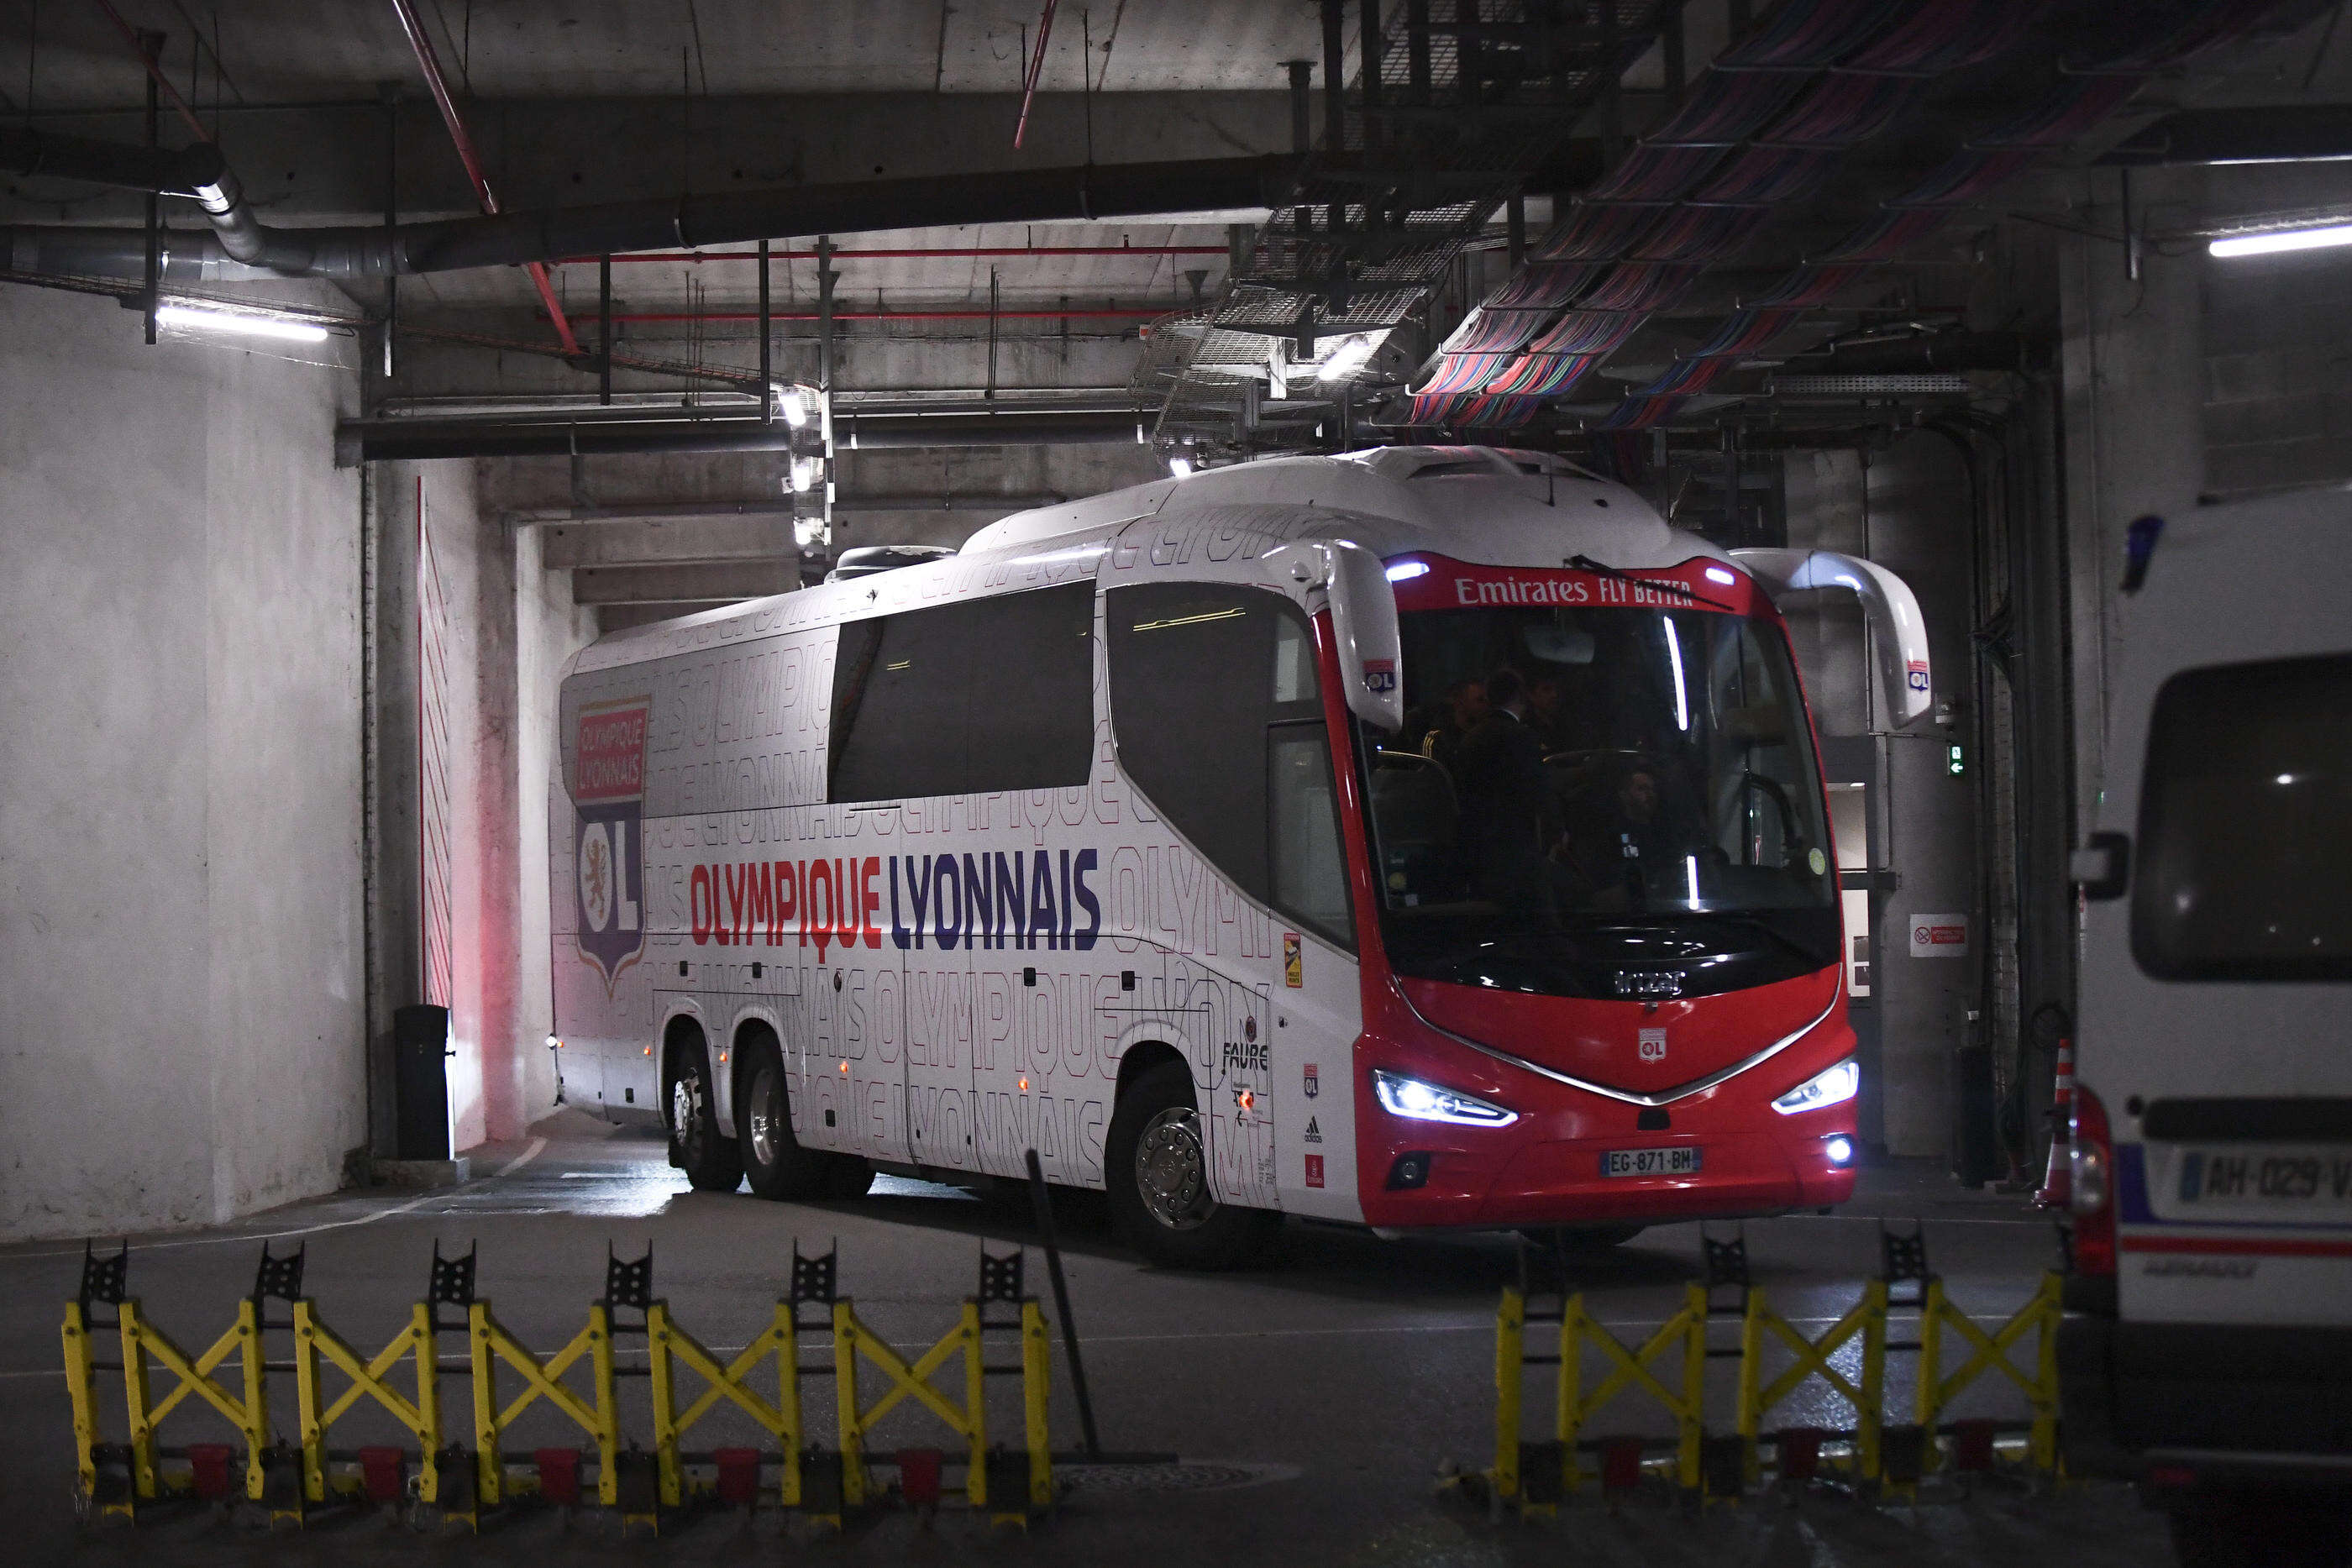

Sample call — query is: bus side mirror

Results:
[1730,548,1934,727]
[1263,539,1404,733]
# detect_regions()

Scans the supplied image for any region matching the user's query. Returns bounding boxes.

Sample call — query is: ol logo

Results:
[1638,1027,1667,1063]
[574,696,651,996]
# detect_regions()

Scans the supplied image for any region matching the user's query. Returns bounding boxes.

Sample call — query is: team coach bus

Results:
[551,445,1932,1266]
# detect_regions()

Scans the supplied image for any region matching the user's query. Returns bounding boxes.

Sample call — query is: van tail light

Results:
[2070,1083,2116,1277]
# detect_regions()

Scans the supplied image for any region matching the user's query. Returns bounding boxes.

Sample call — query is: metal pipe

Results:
[598,255,612,404]
[5,153,1292,279]
[1289,61,1314,156]
[1012,0,1061,150]
[509,494,1066,525]
[560,244,1231,263]
[757,238,771,418]
[381,86,398,380]
[141,31,160,347]
[0,124,215,191]
[340,409,1147,463]
[1322,0,1347,150]
[387,0,580,355]
[596,307,1162,323]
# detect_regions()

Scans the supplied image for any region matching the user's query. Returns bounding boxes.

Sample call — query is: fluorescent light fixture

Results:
[155,303,328,343]
[2210,222,2352,258]
[789,455,821,493]
[1168,455,1194,478]
[792,516,827,550]
[1372,1068,1516,1127]
[776,385,810,427]
[1385,559,1431,582]
[1704,566,1737,586]
[1772,1058,1860,1115]
[1662,619,1689,731]
[1317,333,1378,381]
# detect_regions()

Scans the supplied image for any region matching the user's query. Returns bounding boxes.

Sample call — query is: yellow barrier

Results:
[291,1300,448,1504]
[64,1236,1065,1529]
[647,1301,804,1510]
[1477,1226,2066,1509]
[1491,1282,1709,1508]
[1735,1280,1888,1484]
[1914,1272,2062,1476]
[469,1299,622,1510]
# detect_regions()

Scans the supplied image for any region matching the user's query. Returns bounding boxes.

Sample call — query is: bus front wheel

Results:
[1107,1060,1277,1270]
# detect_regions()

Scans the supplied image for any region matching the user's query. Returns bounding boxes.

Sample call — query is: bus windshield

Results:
[1368,601,1839,1000]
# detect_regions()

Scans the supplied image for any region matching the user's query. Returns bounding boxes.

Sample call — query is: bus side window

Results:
[828,580,1095,803]
[1106,583,1353,952]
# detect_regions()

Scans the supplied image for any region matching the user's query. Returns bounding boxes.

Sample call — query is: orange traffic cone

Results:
[2034,1039,2075,1209]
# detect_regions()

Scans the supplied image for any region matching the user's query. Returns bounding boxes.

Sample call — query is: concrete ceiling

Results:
[0,1,1335,108]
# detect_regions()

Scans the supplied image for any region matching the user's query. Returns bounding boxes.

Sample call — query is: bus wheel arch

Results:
[663,1015,743,1193]
[1105,1046,1276,1271]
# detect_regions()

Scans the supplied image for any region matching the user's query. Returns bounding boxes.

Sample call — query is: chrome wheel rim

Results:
[672,1073,703,1156]
[747,1067,784,1168]
[1135,1107,1212,1231]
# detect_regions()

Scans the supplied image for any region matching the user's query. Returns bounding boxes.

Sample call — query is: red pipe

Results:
[89,1,211,142]
[387,0,581,356]
[603,307,1160,323]
[559,245,1226,264]
[1013,0,1061,150]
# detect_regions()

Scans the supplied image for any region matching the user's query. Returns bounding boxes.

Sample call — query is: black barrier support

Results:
[1024,1147,1101,1461]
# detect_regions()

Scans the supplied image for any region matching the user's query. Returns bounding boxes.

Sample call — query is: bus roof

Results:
[566,444,1731,676]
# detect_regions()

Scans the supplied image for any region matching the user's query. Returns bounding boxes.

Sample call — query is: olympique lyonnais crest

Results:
[575,698,651,994]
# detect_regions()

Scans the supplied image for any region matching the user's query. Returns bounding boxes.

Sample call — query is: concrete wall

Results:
[0,283,365,1240]
[369,459,596,1156]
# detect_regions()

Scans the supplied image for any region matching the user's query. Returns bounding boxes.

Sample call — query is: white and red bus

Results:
[551,445,1932,1266]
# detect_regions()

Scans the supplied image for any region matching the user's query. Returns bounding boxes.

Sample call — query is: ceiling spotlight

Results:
[155,304,329,343]
[789,455,821,493]
[2209,221,2352,258]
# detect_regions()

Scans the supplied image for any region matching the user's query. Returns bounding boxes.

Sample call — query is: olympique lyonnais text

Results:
[687,849,1103,961]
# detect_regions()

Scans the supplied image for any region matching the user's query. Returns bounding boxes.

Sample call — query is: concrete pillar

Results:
[2057,169,2204,836]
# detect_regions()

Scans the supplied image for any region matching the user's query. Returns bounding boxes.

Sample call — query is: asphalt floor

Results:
[0,1109,2176,1566]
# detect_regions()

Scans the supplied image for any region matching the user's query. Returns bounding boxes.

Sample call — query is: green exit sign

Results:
[1947,744,1965,776]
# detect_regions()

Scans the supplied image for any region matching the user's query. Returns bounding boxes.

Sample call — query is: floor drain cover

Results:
[1060,1461,1299,1496]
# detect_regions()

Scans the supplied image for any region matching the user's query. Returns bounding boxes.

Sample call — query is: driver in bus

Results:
[1455,668,1557,923]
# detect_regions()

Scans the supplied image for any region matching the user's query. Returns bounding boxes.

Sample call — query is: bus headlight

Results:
[1372,1070,1517,1127]
[1772,1059,1859,1114]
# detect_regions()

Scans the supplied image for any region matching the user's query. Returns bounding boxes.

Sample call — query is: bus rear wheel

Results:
[737,1040,835,1201]
[669,1044,743,1193]
[1107,1060,1277,1270]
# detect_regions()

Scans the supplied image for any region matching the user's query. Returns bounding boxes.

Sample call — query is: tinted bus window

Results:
[2134,652,2351,982]
[1106,583,1352,949]
[829,580,1095,803]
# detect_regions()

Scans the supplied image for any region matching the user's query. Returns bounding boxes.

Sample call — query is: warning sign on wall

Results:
[1908,914,1970,958]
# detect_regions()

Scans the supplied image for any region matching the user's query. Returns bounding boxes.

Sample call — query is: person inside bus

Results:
[1454,668,1556,923]
[1525,669,1572,753]
[1420,677,1488,778]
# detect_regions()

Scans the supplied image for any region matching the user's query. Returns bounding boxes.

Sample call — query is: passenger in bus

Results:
[1420,677,1488,777]
[1455,668,1556,922]
[1524,669,1573,753]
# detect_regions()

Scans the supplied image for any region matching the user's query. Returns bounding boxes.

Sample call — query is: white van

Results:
[2060,485,2352,1565]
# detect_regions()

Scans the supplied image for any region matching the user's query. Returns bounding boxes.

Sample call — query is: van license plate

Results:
[2176,1150,2352,1208]
[1602,1147,1701,1178]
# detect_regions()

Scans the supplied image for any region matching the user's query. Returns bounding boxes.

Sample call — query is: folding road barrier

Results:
[62,1234,1059,1530]
[1472,1225,2064,1512]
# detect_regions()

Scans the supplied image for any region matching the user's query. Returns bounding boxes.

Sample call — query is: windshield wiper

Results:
[1567,553,1740,614]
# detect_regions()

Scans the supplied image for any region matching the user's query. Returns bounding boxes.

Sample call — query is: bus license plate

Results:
[1602,1147,1701,1178]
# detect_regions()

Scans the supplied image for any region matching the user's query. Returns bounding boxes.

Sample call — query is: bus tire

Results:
[736,1037,833,1201]
[1107,1059,1277,1270]
[823,1158,877,1199]
[669,1041,743,1193]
